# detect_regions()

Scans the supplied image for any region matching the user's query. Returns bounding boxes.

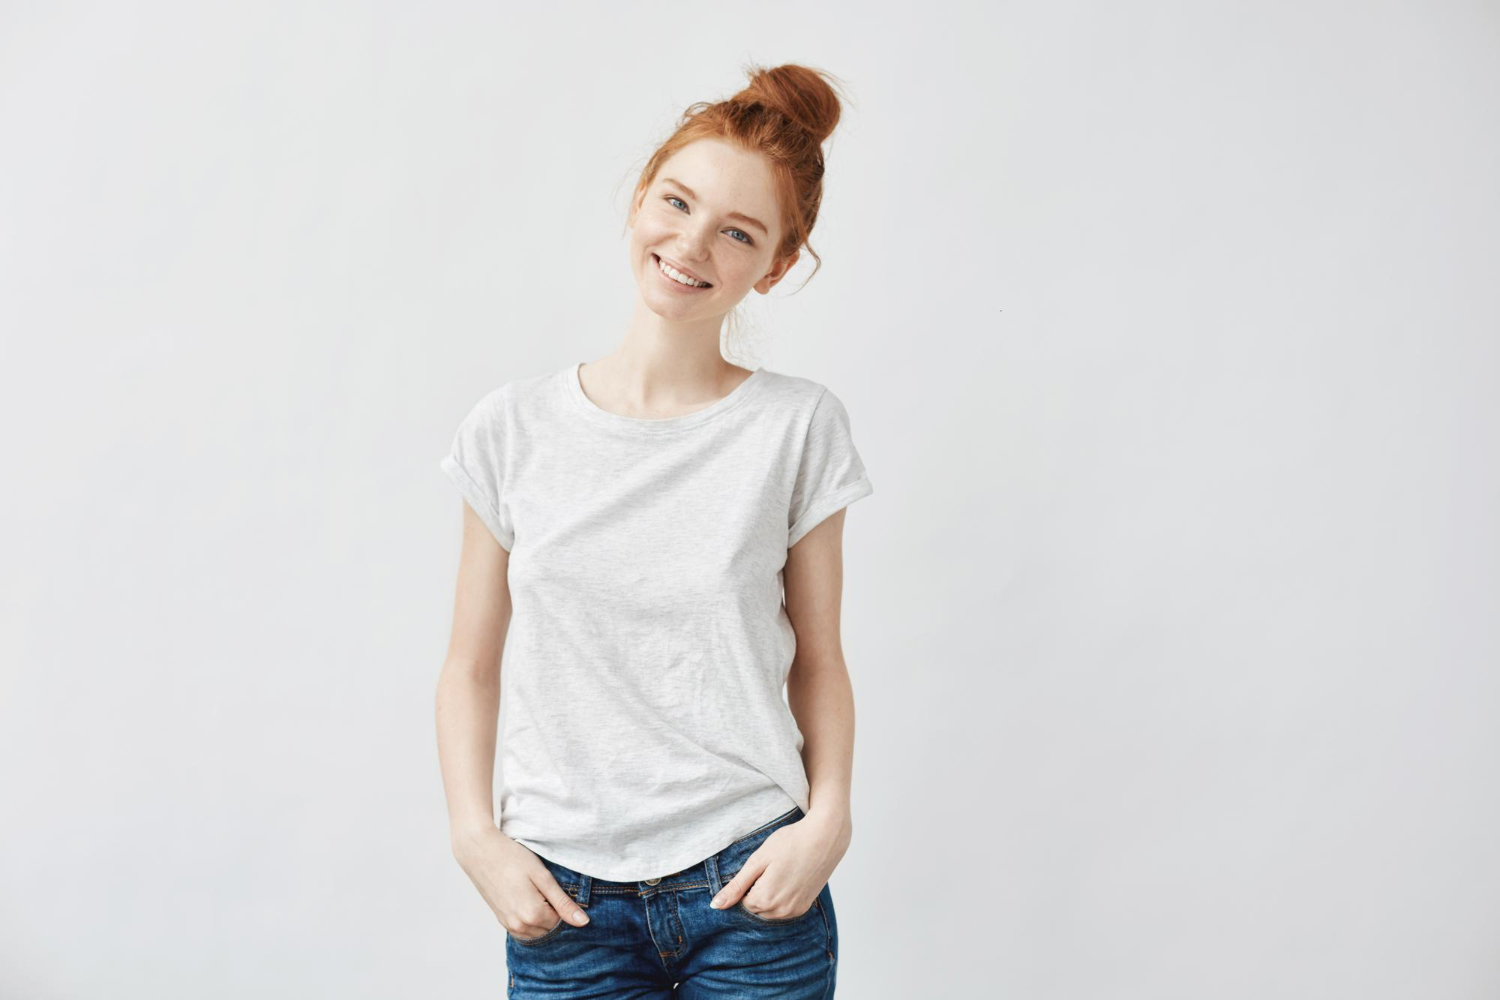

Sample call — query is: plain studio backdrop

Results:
[2,2,1497,997]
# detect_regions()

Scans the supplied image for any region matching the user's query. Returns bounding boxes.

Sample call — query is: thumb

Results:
[538,876,590,926]
[710,858,764,910]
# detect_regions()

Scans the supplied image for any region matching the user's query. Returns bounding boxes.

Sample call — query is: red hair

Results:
[631,62,850,292]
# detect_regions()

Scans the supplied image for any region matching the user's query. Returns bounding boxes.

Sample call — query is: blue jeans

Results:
[505,805,839,998]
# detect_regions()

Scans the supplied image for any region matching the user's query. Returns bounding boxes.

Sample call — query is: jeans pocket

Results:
[509,912,567,946]
[508,867,582,948]
[735,894,821,926]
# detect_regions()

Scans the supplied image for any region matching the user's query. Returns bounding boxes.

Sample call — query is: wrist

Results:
[450,817,500,859]
[802,803,851,837]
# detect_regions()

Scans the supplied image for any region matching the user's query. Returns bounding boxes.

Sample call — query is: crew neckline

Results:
[563,361,768,433]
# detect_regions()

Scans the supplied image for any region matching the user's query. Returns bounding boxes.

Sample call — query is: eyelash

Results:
[664,195,754,245]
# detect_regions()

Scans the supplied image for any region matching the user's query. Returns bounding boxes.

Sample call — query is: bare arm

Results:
[436,500,514,853]
[783,506,857,849]
[437,500,590,937]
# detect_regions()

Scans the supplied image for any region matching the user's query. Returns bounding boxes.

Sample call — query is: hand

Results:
[709,809,851,918]
[453,825,590,940]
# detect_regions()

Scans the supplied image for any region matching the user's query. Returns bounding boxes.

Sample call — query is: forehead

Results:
[655,138,779,215]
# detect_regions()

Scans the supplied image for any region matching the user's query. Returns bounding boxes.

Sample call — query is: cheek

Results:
[637,201,675,229]
[717,256,761,288]
[631,217,673,253]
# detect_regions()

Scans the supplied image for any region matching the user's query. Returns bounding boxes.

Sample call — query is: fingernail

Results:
[575,911,589,923]
[709,897,722,909]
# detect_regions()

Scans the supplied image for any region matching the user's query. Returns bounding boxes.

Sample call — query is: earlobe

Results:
[760,249,799,293]
[755,254,793,295]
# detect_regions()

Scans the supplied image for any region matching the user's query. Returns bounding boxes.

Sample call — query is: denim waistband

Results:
[533,805,806,906]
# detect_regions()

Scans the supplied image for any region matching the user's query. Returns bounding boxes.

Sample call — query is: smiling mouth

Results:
[652,253,713,288]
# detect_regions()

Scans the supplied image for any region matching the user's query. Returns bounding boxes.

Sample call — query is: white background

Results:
[3,2,1497,997]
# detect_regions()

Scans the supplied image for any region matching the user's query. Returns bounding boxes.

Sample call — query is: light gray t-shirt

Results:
[439,361,873,881]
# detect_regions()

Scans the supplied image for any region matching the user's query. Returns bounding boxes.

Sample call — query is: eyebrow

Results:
[661,177,769,237]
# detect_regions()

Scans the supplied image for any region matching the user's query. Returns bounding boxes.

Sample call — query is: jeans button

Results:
[644,877,660,885]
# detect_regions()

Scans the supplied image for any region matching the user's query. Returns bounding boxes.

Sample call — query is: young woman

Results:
[436,63,872,998]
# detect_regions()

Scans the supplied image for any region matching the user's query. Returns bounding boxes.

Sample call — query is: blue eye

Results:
[663,194,754,245]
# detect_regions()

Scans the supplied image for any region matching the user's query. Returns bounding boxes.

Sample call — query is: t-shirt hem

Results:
[788,475,874,549]
[512,796,801,883]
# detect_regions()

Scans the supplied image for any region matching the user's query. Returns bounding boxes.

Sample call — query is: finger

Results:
[537,875,590,926]
[743,890,809,921]
[710,858,766,909]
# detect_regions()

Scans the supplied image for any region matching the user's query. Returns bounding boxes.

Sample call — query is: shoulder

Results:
[751,368,839,418]
[752,369,863,436]
[455,365,565,424]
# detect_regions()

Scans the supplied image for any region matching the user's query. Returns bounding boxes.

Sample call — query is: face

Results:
[627,138,799,320]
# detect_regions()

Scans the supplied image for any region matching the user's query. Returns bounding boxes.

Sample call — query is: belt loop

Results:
[576,874,592,907]
[706,854,723,895]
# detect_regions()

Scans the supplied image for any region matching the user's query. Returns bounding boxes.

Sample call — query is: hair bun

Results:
[731,63,845,147]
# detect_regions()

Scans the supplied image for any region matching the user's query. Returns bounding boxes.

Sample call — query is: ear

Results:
[754,248,800,294]
[627,185,646,228]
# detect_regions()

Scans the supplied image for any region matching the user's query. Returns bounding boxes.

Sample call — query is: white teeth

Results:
[657,255,709,287]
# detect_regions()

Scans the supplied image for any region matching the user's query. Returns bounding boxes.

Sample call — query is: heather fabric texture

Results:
[438,362,873,881]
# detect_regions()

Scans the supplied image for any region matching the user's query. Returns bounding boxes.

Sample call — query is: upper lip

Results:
[654,253,712,285]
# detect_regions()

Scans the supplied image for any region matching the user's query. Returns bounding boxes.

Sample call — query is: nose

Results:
[674,220,713,261]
